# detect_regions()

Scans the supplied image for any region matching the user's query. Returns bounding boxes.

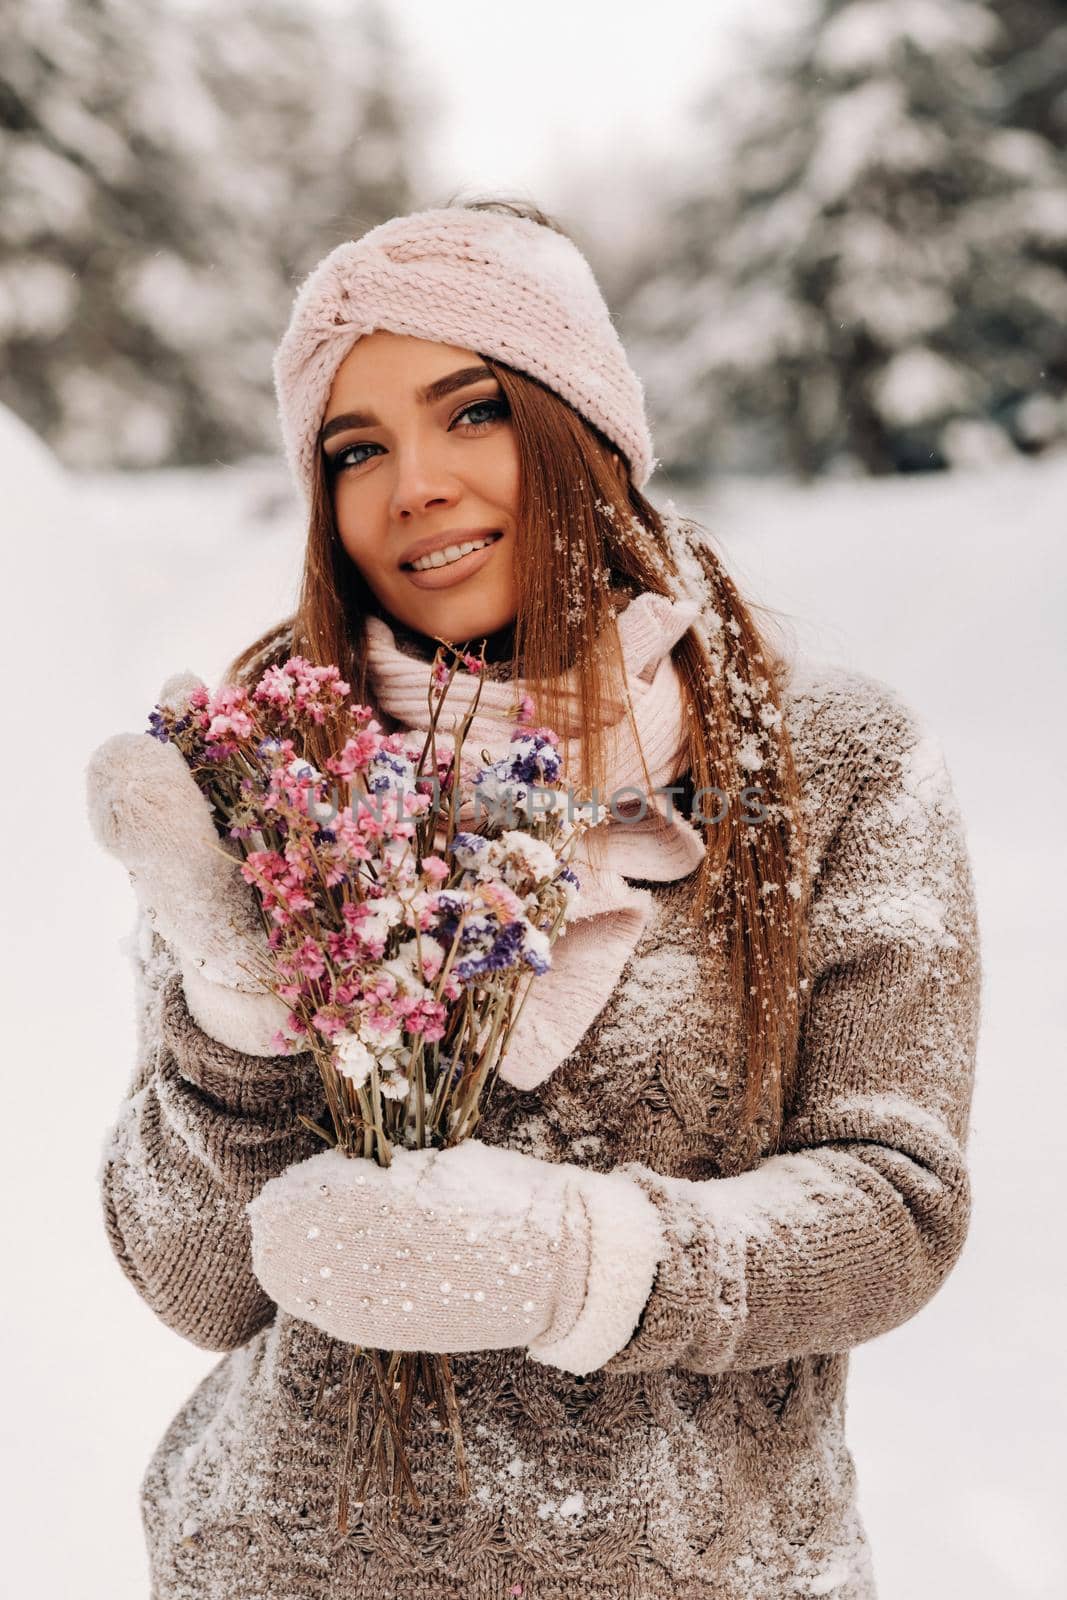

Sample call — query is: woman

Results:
[87,198,982,1599]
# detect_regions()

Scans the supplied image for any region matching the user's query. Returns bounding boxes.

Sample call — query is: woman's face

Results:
[321,331,520,644]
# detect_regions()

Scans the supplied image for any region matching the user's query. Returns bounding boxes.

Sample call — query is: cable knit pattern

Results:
[271,207,657,505]
[99,656,981,1600]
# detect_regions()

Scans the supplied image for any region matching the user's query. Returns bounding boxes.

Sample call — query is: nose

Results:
[388,436,462,522]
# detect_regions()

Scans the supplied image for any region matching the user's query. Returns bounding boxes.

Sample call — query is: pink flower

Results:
[353,805,388,843]
[205,685,255,742]
[327,729,384,777]
[311,1007,348,1039]
[292,937,327,980]
[364,971,399,1003]
[407,998,446,1040]
[332,809,373,862]
[241,849,288,886]
[461,653,483,675]
[252,665,296,709]
[416,935,446,980]
[420,855,449,884]
[264,656,352,725]
[479,881,524,922]
[326,927,364,965]
[363,1000,402,1037]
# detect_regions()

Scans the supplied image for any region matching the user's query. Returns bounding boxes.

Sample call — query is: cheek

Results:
[332,488,383,576]
[482,433,520,515]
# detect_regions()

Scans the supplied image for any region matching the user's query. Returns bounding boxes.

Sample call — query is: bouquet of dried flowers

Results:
[146,643,587,1526]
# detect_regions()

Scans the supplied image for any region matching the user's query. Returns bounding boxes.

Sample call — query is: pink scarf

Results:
[364,592,706,1090]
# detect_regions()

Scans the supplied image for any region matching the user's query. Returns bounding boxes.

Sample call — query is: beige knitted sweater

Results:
[100,654,981,1600]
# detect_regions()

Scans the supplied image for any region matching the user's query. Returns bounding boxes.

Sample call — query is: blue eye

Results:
[327,396,509,476]
[330,440,377,473]
[456,398,508,428]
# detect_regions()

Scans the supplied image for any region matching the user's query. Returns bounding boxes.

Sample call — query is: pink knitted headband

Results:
[272,207,657,506]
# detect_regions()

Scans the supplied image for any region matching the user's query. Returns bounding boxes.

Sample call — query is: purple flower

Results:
[507,732,563,785]
[453,919,526,981]
[450,832,489,870]
[367,750,415,794]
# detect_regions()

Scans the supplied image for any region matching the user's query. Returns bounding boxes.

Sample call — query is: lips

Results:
[399,529,503,570]
[401,531,504,592]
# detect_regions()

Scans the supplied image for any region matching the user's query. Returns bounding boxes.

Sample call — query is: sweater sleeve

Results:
[600,685,982,1377]
[99,909,327,1352]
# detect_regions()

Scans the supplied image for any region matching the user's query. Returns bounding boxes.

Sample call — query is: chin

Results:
[397,590,517,646]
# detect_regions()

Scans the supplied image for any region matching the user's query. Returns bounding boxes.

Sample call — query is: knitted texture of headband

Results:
[272,207,657,506]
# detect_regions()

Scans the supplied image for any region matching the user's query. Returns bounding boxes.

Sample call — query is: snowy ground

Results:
[3,412,1064,1599]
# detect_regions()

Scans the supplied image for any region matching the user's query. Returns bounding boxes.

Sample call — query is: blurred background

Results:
[2,2,1065,1598]
[3,0,1065,476]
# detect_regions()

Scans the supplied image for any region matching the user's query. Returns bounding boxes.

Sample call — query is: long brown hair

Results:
[226,196,812,1151]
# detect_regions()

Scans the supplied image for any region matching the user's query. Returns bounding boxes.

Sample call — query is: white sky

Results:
[321,0,796,208]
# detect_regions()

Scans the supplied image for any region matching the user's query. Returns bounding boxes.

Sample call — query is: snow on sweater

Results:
[99,653,982,1600]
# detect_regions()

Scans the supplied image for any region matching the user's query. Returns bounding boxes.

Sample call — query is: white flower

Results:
[452,833,490,872]
[288,756,323,782]
[474,767,529,814]
[501,830,558,883]
[285,756,337,823]
[413,933,447,981]
[381,949,414,983]
[522,924,552,968]
[381,836,412,873]
[382,946,430,998]
[358,895,406,950]
[359,1016,404,1054]
[373,894,406,929]
[379,1073,410,1102]
[333,1031,374,1089]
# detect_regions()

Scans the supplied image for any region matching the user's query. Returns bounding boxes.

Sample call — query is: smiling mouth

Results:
[402,532,503,572]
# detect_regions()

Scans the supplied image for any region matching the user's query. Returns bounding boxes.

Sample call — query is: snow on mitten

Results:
[247,1139,666,1376]
[85,674,290,1054]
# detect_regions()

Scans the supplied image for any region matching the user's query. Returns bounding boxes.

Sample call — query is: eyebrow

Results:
[319,364,497,447]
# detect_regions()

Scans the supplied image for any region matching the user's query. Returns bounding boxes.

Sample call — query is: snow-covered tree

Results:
[620,0,1067,479]
[980,0,1067,454]
[989,0,1067,146]
[0,0,413,470]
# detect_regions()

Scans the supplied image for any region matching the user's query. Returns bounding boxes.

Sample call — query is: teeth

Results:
[410,535,496,572]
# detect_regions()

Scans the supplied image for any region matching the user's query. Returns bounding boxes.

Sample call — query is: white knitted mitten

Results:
[85,672,290,1054]
[247,1139,667,1376]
